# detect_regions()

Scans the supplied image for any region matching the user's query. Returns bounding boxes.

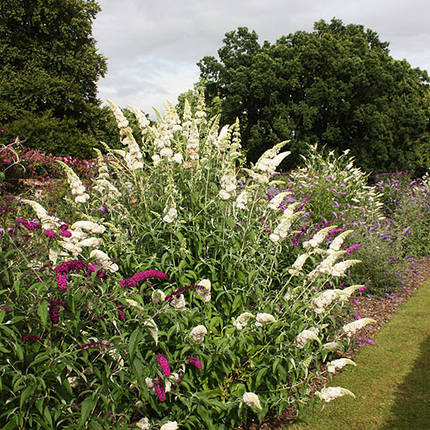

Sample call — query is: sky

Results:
[93,0,430,115]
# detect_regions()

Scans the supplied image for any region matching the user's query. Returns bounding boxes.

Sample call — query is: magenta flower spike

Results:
[44,229,56,238]
[156,354,171,377]
[56,272,68,291]
[120,270,168,288]
[188,356,203,370]
[153,378,166,402]
[22,334,41,344]
[49,300,64,324]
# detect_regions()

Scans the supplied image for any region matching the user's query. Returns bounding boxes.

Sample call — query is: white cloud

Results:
[93,0,430,114]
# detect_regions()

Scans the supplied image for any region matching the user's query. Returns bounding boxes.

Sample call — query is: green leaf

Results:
[43,407,53,429]
[79,397,95,427]
[231,294,242,313]
[254,367,267,389]
[38,300,49,327]
[128,327,141,359]
[20,384,36,409]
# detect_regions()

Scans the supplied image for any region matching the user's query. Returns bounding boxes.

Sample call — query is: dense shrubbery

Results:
[0,97,381,429]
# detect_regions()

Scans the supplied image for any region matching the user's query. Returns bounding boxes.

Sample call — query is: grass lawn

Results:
[286,277,430,430]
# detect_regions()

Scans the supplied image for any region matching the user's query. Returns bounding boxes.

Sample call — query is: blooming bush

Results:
[0,96,373,428]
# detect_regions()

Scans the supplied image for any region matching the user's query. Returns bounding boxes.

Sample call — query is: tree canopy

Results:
[198,19,430,174]
[0,0,113,157]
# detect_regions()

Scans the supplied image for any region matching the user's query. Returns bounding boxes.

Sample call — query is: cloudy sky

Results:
[93,0,430,114]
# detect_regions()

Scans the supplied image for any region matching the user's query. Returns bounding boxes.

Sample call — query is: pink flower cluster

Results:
[22,334,41,344]
[49,299,65,323]
[16,218,41,231]
[120,270,168,288]
[157,354,171,377]
[86,264,107,280]
[55,260,87,291]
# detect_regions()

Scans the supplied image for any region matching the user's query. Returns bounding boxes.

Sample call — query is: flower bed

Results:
[0,95,427,429]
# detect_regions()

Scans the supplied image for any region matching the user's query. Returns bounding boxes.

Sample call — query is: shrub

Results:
[0,97,366,428]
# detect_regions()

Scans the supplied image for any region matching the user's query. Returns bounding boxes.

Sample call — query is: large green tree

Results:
[198,19,430,174]
[0,0,113,157]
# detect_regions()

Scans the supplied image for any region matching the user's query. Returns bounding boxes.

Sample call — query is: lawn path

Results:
[286,277,430,430]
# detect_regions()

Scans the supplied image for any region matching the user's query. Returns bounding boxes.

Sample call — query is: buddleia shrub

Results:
[0,95,370,429]
[285,144,383,226]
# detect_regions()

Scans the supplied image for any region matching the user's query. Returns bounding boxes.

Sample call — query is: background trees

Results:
[0,0,115,157]
[198,19,430,174]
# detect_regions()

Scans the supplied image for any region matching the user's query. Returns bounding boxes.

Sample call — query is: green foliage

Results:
[198,19,430,174]
[0,0,117,157]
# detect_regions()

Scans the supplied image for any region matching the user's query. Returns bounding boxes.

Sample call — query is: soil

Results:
[240,256,430,430]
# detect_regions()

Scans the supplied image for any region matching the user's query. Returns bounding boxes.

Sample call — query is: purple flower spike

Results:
[156,354,171,377]
[345,244,362,254]
[188,356,203,370]
[153,379,166,402]
[86,264,100,275]
[60,230,72,238]
[49,300,64,324]
[16,218,41,231]
[44,229,56,238]
[55,260,87,274]
[22,334,41,344]
[120,270,168,289]
[56,273,68,291]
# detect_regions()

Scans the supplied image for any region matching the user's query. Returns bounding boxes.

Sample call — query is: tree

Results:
[198,19,430,174]
[0,0,114,157]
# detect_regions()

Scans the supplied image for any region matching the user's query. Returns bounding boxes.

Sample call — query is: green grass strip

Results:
[287,277,430,430]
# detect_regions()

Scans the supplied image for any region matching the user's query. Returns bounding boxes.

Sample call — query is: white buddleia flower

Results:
[71,221,106,234]
[163,206,178,223]
[170,294,186,310]
[242,392,262,410]
[76,237,103,248]
[160,422,178,430]
[219,189,232,200]
[135,417,150,430]
[107,99,129,129]
[172,152,183,163]
[234,190,248,210]
[331,260,361,277]
[316,386,355,402]
[268,191,289,210]
[327,358,356,374]
[145,377,155,394]
[295,327,319,349]
[328,230,354,253]
[233,312,254,330]
[311,290,339,314]
[89,249,118,272]
[303,225,336,249]
[152,289,166,303]
[322,341,340,351]
[74,193,90,203]
[255,313,276,327]
[342,318,376,337]
[336,285,363,302]
[189,325,207,344]
[316,251,345,275]
[288,253,310,276]
[196,279,211,302]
